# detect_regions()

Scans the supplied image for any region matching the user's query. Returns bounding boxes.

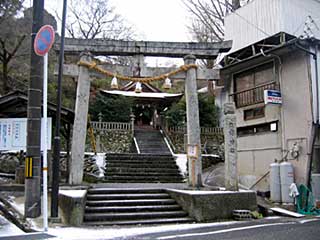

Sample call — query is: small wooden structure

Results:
[0,90,74,170]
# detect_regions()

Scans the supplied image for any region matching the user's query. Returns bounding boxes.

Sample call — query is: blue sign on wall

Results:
[264,90,282,104]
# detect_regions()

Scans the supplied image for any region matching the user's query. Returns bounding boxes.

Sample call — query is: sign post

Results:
[34,24,55,232]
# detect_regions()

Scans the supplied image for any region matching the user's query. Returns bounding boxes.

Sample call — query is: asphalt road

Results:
[124,217,320,240]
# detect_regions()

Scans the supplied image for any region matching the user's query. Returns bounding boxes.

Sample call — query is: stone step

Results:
[83,187,194,226]
[137,141,166,144]
[105,154,174,160]
[105,159,176,163]
[135,133,163,137]
[134,129,171,154]
[137,146,170,150]
[105,168,180,173]
[137,146,169,150]
[85,205,182,213]
[87,193,170,201]
[84,217,194,226]
[87,188,165,195]
[105,166,179,172]
[104,175,183,181]
[105,163,179,169]
[136,136,165,140]
[103,179,183,184]
[104,171,181,176]
[84,211,188,221]
[86,198,176,207]
[135,131,162,134]
[139,150,171,154]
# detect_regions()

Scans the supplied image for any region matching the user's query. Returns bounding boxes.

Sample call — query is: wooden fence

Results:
[166,126,223,135]
[91,121,132,132]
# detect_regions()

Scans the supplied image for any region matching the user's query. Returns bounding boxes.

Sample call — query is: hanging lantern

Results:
[135,81,142,93]
[111,76,118,89]
[163,76,172,89]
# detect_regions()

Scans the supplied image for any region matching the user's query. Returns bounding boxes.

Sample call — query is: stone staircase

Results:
[83,188,194,225]
[104,154,184,183]
[134,128,171,154]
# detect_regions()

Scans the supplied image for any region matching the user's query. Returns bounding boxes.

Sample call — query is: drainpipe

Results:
[260,49,286,161]
[295,40,319,188]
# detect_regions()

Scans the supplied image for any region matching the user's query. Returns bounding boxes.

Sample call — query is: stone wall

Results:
[165,130,224,156]
[166,131,185,153]
[0,153,21,174]
[86,130,133,153]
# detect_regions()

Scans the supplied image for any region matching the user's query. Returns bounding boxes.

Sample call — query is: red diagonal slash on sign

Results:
[34,25,55,56]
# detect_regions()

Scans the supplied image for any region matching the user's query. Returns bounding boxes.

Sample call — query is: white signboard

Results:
[264,90,282,104]
[0,118,52,151]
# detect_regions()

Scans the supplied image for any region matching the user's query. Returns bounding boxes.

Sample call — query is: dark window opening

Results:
[237,121,278,137]
[244,107,265,120]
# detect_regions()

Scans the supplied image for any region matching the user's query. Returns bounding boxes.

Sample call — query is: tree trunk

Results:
[2,61,9,94]
[232,0,241,10]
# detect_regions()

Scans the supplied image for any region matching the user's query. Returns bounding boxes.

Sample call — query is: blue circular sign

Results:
[34,25,55,56]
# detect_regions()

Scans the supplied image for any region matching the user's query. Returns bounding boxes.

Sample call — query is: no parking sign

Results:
[34,25,55,56]
[33,24,55,231]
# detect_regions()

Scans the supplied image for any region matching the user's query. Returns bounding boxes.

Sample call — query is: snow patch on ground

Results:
[59,190,87,198]
[92,153,105,178]
[8,196,24,215]
[0,215,24,236]
[168,189,253,195]
[174,154,187,176]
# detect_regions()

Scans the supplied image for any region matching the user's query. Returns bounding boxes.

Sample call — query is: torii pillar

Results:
[69,53,92,185]
[184,55,202,188]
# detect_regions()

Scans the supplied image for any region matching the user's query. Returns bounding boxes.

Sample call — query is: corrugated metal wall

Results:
[225,0,320,52]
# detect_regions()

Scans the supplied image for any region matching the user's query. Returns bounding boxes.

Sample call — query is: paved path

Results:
[0,215,54,240]
[133,217,320,240]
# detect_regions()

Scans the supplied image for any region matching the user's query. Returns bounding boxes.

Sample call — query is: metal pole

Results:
[51,0,67,218]
[25,0,44,218]
[42,53,48,231]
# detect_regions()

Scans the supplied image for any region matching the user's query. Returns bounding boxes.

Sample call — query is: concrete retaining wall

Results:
[167,189,257,222]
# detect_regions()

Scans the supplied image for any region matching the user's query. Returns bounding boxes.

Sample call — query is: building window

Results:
[244,107,265,120]
[231,62,277,108]
[237,121,278,137]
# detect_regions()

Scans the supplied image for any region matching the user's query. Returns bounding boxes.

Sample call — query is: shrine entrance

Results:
[133,104,153,127]
[101,81,183,129]
[56,38,232,187]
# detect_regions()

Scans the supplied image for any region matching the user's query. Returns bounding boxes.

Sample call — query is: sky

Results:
[23,0,193,66]
[108,0,190,42]
[24,0,192,43]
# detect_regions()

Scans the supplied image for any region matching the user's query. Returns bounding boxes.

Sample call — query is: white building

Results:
[221,0,320,191]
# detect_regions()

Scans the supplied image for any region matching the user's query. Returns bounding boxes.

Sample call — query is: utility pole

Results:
[25,0,44,218]
[51,0,68,218]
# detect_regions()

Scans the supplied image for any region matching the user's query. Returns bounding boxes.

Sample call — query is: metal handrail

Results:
[229,81,277,96]
[230,81,278,107]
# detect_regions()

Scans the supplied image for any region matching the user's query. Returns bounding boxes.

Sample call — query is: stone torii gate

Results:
[55,38,232,187]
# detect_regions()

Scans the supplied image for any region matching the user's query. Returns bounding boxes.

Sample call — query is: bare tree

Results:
[0,0,26,94]
[0,0,24,24]
[62,0,135,40]
[183,0,251,42]
[182,0,251,67]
